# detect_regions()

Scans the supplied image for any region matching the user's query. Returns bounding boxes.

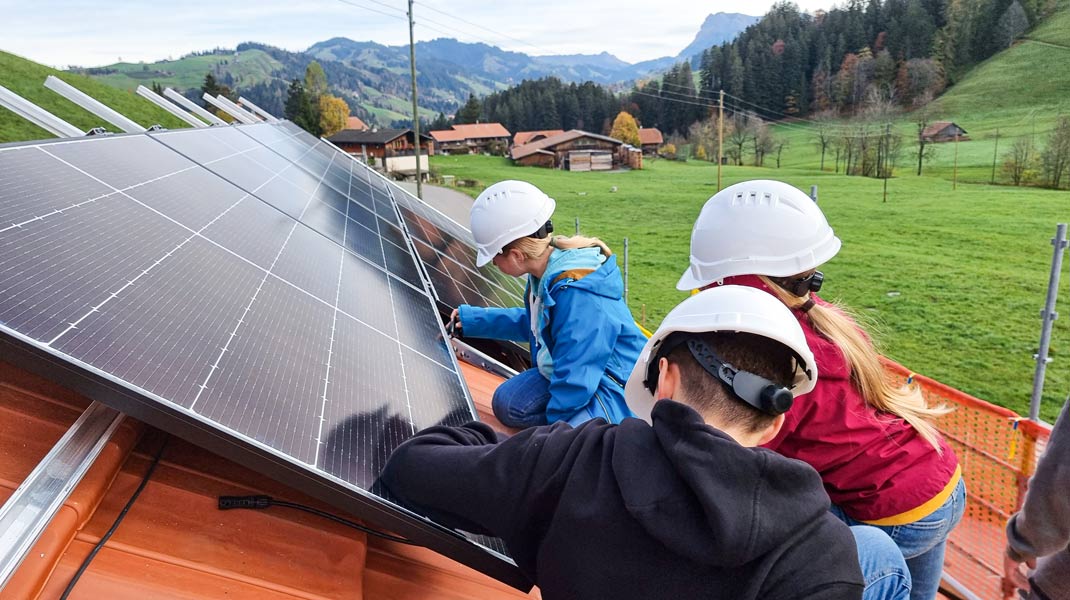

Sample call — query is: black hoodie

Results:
[381,400,863,600]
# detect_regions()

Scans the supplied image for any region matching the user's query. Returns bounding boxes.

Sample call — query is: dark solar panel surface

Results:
[0,125,518,582]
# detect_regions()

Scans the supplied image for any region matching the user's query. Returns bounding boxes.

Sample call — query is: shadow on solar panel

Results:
[0,124,527,589]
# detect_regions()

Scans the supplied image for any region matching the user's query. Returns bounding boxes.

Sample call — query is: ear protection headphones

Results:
[529,219,554,239]
[770,271,824,297]
[642,332,795,416]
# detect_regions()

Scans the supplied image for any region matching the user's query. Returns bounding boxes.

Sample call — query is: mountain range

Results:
[78,12,758,126]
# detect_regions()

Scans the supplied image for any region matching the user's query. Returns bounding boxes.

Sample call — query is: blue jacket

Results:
[458,248,645,426]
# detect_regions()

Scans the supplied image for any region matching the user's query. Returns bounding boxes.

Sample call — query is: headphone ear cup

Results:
[760,385,794,415]
[644,358,660,395]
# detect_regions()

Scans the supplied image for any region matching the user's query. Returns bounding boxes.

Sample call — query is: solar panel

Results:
[0,128,524,588]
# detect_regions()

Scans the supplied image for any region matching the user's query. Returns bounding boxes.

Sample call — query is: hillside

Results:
[0,51,189,143]
[767,0,1070,184]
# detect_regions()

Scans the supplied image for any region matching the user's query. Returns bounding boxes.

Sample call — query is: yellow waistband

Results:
[861,465,962,527]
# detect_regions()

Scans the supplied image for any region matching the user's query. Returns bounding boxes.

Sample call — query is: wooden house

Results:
[429,123,511,155]
[920,122,969,143]
[510,130,629,170]
[637,128,664,155]
[326,129,434,160]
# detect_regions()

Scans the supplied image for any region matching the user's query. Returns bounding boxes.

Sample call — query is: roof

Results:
[1,357,532,600]
[513,130,565,146]
[345,116,369,131]
[430,129,468,143]
[327,128,430,144]
[450,123,511,139]
[510,130,622,160]
[430,123,512,143]
[921,121,966,138]
[638,128,664,145]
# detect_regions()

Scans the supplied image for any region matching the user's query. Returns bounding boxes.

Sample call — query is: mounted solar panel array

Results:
[0,122,524,588]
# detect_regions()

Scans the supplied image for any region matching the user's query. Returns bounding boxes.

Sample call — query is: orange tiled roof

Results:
[638,128,663,145]
[450,123,511,139]
[430,129,469,143]
[346,116,369,131]
[513,130,565,146]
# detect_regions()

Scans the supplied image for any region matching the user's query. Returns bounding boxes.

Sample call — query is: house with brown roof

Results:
[430,123,512,155]
[326,128,434,160]
[638,128,664,155]
[512,130,565,147]
[510,130,640,170]
[920,121,969,143]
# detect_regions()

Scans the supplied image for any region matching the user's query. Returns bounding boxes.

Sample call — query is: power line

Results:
[414,1,559,56]
[335,0,407,20]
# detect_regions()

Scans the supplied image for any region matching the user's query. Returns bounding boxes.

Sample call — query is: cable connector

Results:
[218,495,273,510]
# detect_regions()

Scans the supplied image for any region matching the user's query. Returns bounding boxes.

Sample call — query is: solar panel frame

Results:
[0,130,527,589]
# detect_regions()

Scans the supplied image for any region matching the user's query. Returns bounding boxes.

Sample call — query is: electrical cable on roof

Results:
[217,495,420,545]
[59,437,170,600]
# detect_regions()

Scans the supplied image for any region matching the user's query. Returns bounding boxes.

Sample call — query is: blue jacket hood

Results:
[541,247,623,302]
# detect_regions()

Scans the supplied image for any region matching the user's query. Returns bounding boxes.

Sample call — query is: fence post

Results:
[810,185,818,203]
[574,217,580,235]
[1029,223,1068,421]
[623,237,630,306]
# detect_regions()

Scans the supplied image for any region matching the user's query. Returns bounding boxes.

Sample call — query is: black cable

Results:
[60,437,169,600]
[218,494,419,546]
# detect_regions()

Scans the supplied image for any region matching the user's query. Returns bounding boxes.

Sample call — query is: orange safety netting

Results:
[881,358,1052,600]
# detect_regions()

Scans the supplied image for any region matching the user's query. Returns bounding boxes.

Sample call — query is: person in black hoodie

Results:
[381,286,866,599]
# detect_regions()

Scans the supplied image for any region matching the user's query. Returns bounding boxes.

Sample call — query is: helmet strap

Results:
[643,332,796,416]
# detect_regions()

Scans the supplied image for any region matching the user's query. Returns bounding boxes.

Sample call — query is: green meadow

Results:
[431,154,1070,421]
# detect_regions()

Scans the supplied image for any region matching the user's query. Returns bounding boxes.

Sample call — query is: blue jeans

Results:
[492,368,551,428]
[852,525,912,600]
[832,478,967,600]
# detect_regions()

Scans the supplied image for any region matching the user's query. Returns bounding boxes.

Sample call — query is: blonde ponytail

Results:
[758,276,952,452]
[507,234,612,260]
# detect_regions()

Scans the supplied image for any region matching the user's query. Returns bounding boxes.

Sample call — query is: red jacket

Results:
[723,276,959,522]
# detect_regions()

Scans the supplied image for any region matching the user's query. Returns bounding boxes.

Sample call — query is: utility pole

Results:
[953,132,959,190]
[717,89,724,191]
[991,128,1000,184]
[407,0,422,200]
[883,122,891,203]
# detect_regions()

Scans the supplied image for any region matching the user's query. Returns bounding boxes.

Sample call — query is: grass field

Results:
[431,154,1070,421]
[0,51,190,142]
[89,49,282,92]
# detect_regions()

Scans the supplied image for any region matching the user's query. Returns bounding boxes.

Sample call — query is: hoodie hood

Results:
[612,400,831,567]
[542,247,621,301]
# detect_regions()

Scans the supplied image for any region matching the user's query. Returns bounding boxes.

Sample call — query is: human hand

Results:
[1002,550,1035,599]
[447,308,462,336]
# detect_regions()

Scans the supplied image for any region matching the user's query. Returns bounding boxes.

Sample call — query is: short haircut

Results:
[666,331,794,433]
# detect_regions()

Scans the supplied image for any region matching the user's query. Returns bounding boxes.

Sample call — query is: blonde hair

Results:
[758,275,952,452]
[505,234,612,260]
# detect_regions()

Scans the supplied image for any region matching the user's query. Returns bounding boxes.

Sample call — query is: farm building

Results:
[429,123,511,155]
[638,127,664,155]
[326,128,434,160]
[921,121,969,142]
[510,129,640,170]
[512,130,565,146]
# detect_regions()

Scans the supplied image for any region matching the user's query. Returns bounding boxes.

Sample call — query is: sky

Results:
[6,0,836,69]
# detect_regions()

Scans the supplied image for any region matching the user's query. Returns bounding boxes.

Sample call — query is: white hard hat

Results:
[677,180,841,290]
[470,180,556,267]
[624,285,816,423]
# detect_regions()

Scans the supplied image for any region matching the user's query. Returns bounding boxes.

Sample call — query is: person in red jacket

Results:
[676,180,964,600]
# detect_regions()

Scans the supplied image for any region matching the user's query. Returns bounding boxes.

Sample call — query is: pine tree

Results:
[455,94,482,124]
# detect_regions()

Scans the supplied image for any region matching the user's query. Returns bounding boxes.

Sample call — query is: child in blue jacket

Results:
[452,180,645,428]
